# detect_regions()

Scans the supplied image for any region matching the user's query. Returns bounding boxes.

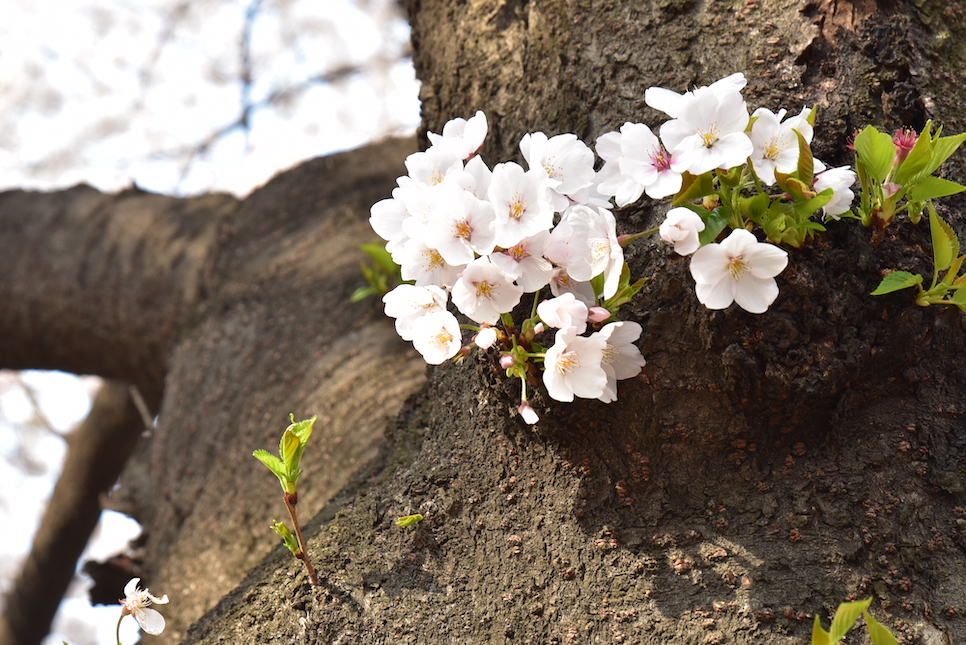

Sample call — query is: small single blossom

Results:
[424,183,497,265]
[659,207,706,256]
[542,327,607,402]
[748,106,813,185]
[594,321,647,403]
[410,310,463,364]
[812,163,857,218]
[659,85,754,175]
[520,131,596,211]
[488,161,555,248]
[120,578,169,636]
[689,229,789,314]
[596,123,686,205]
[427,110,488,160]
[645,72,748,119]
[451,256,524,324]
[537,292,590,334]
[404,146,463,187]
[488,231,554,292]
[382,284,449,341]
[396,239,464,288]
[551,205,624,299]
[548,267,596,306]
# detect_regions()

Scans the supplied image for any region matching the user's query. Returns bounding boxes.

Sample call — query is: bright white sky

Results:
[0,0,419,643]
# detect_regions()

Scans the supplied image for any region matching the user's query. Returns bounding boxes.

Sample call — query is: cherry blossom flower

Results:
[596,122,686,205]
[120,578,169,636]
[427,110,488,160]
[424,183,496,265]
[488,161,555,248]
[404,145,463,187]
[488,231,554,292]
[382,284,449,341]
[542,327,607,402]
[410,310,463,364]
[659,85,754,176]
[645,72,748,119]
[537,292,590,334]
[812,162,857,218]
[548,267,596,306]
[748,106,813,185]
[396,239,464,288]
[548,205,623,299]
[520,131,596,211]
[451,256,524,324]
[659,207,706,256]
[594,321,647,403]
[689,229,789,314]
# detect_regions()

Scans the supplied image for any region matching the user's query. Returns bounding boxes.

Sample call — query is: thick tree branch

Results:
[0,380,153,645]
[0,186,238,396]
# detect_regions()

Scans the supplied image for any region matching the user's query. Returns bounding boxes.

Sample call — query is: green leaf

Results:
[360,242,400,277]
[922,130,966,178]
[671,171,715,206]
[271,520,301,555]
[929,202,959,271]
[697,206,732,247]
[253,450,288,491]
[350,285,378,303]
[795,128,815,187]
[811,614,830,645]
[853,126,896,183]
[395,514,425,527]
[739,193,770,226]
[863,610,898,645]
[893,124,932,186]
[871,271,923,296]
[941,255,965,286]
[909,176,966,202]
[828,598,873,644]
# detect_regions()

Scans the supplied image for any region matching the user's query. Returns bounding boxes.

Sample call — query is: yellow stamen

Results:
[728,254,750,280]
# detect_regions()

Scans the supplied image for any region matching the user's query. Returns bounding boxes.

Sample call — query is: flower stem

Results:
[116,614,124,645]
[284,493,319,586]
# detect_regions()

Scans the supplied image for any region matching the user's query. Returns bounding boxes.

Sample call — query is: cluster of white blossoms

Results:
[371,111,647,417]
[596,72,856,313]
[369,72,858,421]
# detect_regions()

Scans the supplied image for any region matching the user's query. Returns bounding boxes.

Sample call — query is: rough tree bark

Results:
[4,1,966,644]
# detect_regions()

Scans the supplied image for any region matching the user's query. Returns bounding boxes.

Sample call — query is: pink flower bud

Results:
[474,326,497,349]
[518,401,539,425]
[533,322,545,335]
[588,306,611,323]
[499,354,515,369]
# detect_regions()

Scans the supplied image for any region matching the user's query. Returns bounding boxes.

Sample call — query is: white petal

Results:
[733,276,779,314]
[645,86,685,118]
[124,578,140,598]
[695,276,736,310]
[746,244,789,278]
[689,244,729,283]
[135,608,166,635]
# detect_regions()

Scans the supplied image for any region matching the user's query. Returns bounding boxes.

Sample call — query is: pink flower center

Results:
[649,147,674,172]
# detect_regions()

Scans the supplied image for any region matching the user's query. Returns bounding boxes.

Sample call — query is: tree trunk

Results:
[4,1,966,644]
